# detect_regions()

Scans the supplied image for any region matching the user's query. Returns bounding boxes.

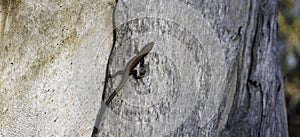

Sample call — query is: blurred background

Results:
[278,0,300,136]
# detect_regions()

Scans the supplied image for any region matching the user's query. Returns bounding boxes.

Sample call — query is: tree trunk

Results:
[95,0,288,137]
[0,0,288,137]
[0,0,114,136]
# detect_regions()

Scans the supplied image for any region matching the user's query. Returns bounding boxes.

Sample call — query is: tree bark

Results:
[0,0,288,136]
[0,0,114,136]
[96,0,288,136]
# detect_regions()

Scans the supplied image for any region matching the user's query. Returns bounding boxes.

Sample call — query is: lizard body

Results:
[105,42,154,106]
[92,42,154,137]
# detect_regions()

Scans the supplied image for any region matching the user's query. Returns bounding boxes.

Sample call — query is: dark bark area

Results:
[220,1,288,136]
[180,0,288,136]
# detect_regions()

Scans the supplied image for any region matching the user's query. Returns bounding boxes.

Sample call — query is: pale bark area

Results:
[0,0,114,136]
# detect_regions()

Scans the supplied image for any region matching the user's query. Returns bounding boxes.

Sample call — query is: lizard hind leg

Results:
[109,70,124,78]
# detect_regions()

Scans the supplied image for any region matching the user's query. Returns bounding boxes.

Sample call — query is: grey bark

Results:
[97,0,288,137]
[0,0,288,136]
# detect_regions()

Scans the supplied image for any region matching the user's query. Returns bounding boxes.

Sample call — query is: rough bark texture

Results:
[217,0,288,136]
[0,0,288,137]
[219,0,289,136]
[97,0,288,137]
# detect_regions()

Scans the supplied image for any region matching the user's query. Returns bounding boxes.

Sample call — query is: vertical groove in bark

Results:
[223,0,288,136]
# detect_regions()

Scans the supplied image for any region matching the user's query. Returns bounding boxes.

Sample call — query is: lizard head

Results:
[140,42,154,54]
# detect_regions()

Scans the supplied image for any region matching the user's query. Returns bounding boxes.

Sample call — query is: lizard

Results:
[91,42,154,137]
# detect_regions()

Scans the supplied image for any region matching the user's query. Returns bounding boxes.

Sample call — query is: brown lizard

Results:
[92,42,154,137]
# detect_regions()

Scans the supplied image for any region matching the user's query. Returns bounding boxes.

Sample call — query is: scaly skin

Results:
[92,42,154,137]
[105,42,154,106]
